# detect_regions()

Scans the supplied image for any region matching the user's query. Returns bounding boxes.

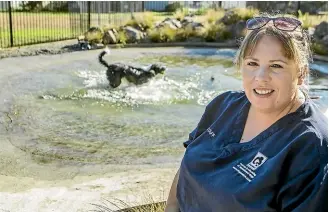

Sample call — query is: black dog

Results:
[99,50,166,88]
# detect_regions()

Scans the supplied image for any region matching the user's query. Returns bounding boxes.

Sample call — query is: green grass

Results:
[0,28,78,46]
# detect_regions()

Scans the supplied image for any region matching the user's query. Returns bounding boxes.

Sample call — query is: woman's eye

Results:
[247,62,258,66]
[271,64,283,68]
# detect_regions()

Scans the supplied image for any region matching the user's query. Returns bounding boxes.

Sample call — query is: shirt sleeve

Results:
[182,91,237,148]
[277,158,328,211]
[183,127,198,148]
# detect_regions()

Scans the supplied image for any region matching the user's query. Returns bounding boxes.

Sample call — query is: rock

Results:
[163,21,178,30]
[112,28,118,36]
[226,20,246,38]
[154,21,162,28]
[103,30,117,44]
[123,26,144,43]
[163,18,182,29]
[216,10,240,25]
[171,19,182,29]
[181,17,194,27]
[322,35,328,46]
[312,21,328,55]
[314,21,328,40]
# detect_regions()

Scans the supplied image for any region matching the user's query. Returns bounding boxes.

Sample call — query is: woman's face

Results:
[241,35,301,113]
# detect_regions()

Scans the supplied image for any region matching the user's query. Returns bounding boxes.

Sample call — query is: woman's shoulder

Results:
[206,90,246,110]
[298,100,328,157]
[286,102,328,171]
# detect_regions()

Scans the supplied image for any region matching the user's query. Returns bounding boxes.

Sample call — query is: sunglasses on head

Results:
[246,17,302,31]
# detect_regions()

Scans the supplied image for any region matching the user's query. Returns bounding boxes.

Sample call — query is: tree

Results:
[21,1,43,11]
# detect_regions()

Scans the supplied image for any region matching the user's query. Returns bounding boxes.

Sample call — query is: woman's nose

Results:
[255,67,270,81]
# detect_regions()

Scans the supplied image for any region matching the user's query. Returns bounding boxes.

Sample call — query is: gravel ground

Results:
[1,39,327,62]
[0,39,83,59]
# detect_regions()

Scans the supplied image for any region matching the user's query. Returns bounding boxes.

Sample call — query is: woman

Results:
[165,15,328,212]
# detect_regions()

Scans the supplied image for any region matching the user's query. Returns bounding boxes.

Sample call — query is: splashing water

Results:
[41,68,219,107]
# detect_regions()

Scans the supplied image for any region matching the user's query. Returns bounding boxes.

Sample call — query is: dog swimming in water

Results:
[99,49,166,88]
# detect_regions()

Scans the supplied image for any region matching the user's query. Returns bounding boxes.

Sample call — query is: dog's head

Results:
[149,64,166,75]
[106,69,124,88]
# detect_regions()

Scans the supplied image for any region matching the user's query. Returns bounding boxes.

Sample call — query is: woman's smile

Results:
[253,88,275,97]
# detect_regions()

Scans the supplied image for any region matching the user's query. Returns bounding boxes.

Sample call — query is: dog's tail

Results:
[99,48,111,68]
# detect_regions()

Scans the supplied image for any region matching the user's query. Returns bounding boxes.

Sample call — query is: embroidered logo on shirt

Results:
[233,152,268,182]
[206,128,216,137]
[247,152,268,171]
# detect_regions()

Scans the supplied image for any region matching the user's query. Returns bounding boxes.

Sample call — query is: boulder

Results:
[216,11,240,25]
[313,21,328,55]
[314,21,328,40]
[172,19,182,29]
[181,16,194,27]
[123,26,144,43]
[162,20,178,30]
[103,30,117,44]
[226,20,246,38]
[112,28,118,36]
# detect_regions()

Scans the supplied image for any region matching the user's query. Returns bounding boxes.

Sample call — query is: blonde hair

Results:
[234,14,312,97]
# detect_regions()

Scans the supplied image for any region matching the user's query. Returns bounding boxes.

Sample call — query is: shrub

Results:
[205,9,225,24]
[125,12,155,31]
[194,7,208,16]
[233,7,259,21]
[204,23,232,42]
[117,30,128,45]
[298,10,328,29]
[165,2,183,12]
[148,26,176,43]
[84,27,103,44]
[173,8,190,21]
[175,26,199,41]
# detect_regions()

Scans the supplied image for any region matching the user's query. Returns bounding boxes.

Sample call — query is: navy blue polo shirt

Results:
[177,91,328,212]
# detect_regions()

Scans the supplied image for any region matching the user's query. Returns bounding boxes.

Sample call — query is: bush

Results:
[205,9,225,24]
[165,2,183,12]
[298,10,328,29]
[148,26,176,43]
[194,8,208,16]
[84,27,103,44]
[117,30,128,45]
[125,12,155,31]
[175,26,199,41]
[312,42,328,55]
[234,7,259,21]
[173,8,190,21]
[204,23,232,42]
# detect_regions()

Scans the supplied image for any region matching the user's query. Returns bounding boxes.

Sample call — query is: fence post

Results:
[87,1,91,29]
[8,1,14,47]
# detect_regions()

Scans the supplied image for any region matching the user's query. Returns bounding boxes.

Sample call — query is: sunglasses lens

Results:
[246,17,269,29]
[275,17,300,31]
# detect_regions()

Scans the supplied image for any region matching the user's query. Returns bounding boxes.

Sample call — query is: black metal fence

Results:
[1,1,326,48]
[0,1,148,48]
[0,1,227,48]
